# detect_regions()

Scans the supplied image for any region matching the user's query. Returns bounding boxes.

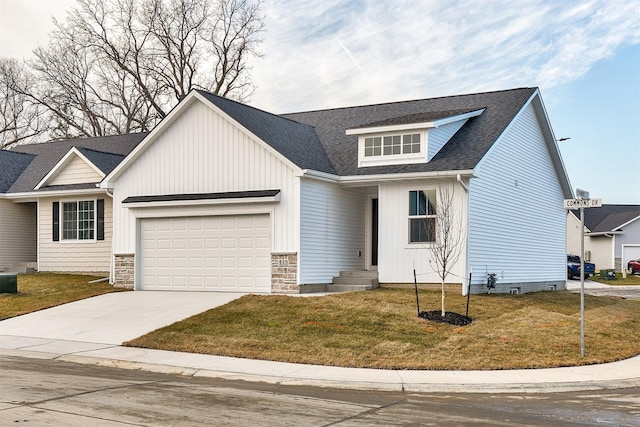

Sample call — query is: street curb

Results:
[3,348,640,394]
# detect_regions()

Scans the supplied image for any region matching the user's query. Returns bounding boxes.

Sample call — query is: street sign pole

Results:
[564,190,601,358]
[580,205,585,358]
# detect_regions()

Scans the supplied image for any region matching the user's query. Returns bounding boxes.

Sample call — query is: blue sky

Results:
[1,0,639,203]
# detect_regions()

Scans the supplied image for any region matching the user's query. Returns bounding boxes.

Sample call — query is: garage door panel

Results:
[140,215,271,292]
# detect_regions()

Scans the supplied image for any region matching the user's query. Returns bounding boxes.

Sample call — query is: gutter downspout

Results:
[457,174,470,296]
[105,189,115,285]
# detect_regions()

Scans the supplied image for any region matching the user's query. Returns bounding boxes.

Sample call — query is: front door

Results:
[371,198,378,267]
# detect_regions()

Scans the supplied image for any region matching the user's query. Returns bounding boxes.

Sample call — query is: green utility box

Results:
[0,273,17,293]
[599,269,616,280]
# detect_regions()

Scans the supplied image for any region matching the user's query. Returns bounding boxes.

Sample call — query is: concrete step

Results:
[338,270,379,279]
[331,277,376,286]
[326,284,375,292]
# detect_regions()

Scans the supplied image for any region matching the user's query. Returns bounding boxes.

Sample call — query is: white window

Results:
[364,133,421,157]
[408,190,436,243]
[62,200,95,240]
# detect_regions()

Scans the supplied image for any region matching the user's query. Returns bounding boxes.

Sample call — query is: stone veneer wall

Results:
[114,253,135,288]
[271,252,298,293]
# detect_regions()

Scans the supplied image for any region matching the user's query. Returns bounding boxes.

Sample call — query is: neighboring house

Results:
[1,87,572,294]
[0,134,146,273]
[567,205,640,272]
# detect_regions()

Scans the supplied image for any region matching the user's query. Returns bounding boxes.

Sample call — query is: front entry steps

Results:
[327,270,379,292]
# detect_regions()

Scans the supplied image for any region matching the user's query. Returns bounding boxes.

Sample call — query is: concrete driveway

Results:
[0,291,248,345]
[565,279,640,300]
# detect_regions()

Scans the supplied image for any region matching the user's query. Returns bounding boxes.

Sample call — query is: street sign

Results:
[564,198,603,209]
[576,188,590,199]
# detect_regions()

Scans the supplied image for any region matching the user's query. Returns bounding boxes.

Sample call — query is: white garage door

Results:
[140,215,271,292]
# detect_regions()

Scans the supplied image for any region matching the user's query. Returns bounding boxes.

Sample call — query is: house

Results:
[0,134,146,273]
[1,87,572,294]
[567,205,640,272]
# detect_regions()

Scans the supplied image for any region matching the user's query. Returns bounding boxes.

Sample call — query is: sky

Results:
[1,0,639,204]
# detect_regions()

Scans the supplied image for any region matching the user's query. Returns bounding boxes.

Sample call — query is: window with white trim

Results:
[408,190,436,243]
[62,200,95,240]
[364,133,421,157]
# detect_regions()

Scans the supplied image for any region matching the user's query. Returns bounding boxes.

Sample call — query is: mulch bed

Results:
[419,310,472,326]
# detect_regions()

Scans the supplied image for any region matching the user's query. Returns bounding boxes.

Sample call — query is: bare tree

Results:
[429,184,466,317]
[1,0,264,144]
[0,58,43,148]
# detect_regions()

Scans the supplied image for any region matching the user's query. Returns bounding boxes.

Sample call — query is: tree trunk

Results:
[441,275,446,317]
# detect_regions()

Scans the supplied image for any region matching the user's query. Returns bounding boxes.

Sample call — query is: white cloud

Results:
[250,0,640,112]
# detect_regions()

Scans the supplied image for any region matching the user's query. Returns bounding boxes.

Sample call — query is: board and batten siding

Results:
[38,196,112,273]
[48,155,103,186]
[299,179,365,284]
[111,100,300,255]
[0,200,36,269]
[377,180,467,284]
[427,120,467,161]
[468,102,566,287]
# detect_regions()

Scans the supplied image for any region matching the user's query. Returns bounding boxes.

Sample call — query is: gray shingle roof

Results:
[4,133,146,193]
[579,204,640,232]
[0,150,35,193]
[282,88,537,176]
[76,147,126,176]
[196,90,336,174]
[349,108,482,129]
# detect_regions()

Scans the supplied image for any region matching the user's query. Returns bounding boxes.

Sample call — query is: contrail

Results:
[336,38,367,76]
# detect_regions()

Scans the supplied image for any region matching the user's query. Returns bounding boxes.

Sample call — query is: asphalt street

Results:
[2,356,639,426]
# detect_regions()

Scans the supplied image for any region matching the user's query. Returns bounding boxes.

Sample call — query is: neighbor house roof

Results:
[0,150,35,193]
[577,204,640,232]
[3,133,147,194]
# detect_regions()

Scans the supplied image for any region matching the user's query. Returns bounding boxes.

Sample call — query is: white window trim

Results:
[358,130,428,168]
[60,199,97,243]
[407,189,437,246]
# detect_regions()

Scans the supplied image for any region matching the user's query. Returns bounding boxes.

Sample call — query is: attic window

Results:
[364,133,421,157]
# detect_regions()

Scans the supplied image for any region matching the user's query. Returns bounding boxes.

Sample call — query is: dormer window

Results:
[364,134,421,157]
[347,108,485,168]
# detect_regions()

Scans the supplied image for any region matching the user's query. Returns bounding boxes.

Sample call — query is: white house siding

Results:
[428,120,467,161]
[299,178,366,284]
[38,196,112,273]
[0,200,36,269]
[468,102,566,292]
[49,155,102,186]
[111,100,299,256]
[377,180,467,285]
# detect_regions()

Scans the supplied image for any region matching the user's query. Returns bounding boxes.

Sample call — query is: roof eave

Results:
[301,168,475,185]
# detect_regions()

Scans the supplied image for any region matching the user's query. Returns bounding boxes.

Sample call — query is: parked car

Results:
[567,254,596,280]
[628,259,640,275]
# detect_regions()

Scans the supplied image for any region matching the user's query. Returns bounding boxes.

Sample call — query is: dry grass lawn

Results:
[0,273,128,320]
[126,288,640,370]
[590,273,640,286]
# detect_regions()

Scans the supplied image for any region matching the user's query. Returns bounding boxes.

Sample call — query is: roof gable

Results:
[35,147,105,189]
[195,91,336,174]
[4,133,146,194]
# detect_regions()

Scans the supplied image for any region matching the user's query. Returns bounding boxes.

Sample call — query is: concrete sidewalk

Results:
[1,335,639,393]
[1,285,639,393]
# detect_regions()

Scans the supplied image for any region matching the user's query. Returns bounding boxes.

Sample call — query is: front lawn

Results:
[590,273,640,286]
[0,273,129,320]
[126,288,640,370]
